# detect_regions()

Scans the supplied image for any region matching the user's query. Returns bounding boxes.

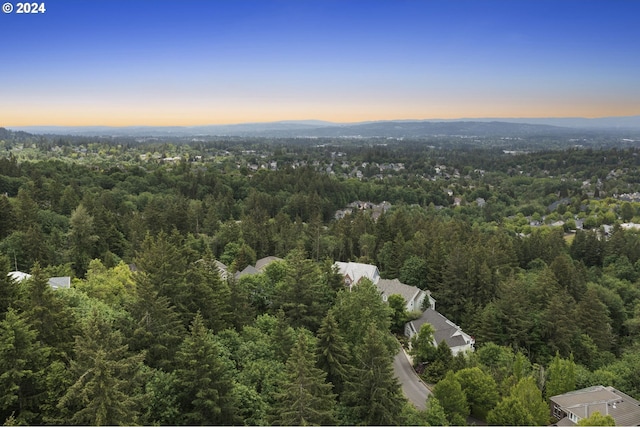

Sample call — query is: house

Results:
[8,271,71,290]
[405,308,475,355]
[234,256,284,280]
[214,260,229,281]
[334,261,380,289]
[550,385,640,426]
[255,256,283,271]
[375,278,435,312]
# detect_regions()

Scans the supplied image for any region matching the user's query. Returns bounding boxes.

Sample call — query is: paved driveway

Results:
[393,347,431,411]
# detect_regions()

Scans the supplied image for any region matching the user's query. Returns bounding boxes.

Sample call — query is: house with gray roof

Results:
[233,256,284,280]
[255,256,283,271]
[334,261,380,289]
[405,308,475,355]
[8,271,71,290]
[550,385,640,426]
[376,278,435,313]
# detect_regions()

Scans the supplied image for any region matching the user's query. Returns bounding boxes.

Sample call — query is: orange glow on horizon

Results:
[2,103,639,127]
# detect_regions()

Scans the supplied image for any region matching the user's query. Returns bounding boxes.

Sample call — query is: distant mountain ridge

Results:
[5,116,640,138]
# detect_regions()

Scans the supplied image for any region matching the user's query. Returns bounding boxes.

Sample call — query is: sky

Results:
[1,0,640,126]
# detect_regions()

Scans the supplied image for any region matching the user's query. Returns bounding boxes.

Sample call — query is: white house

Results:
[8,271,71,290]
[405,308,475,355]
[334,261,380,289]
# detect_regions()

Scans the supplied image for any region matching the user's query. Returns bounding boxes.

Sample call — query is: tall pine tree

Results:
[271,333,337,426]
[175,313,240,425]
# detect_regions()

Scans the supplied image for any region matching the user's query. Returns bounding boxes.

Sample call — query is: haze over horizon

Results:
[2,0,639,127]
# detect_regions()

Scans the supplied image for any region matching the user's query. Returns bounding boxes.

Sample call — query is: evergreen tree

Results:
[331,278,393,351]
[342,325,405,425]
[0,194,15,240]
[184,255,233,332]
[0,255,18,317]
[127,273,186,371]
[0,308,49,424]
[316,311,350,394]
[67,204,99,277]
[57,308,146,426]
[17,264,77,358]
[175,313,240,425]
[271,334,337,426]
[274,249,333,332]
[425,340,454,383]
[576,287,614,351]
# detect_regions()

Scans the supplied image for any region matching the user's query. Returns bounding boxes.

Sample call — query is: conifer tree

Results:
[175,313,240,425]
[0,308,49,424]
[17,263,77,358]
[127,273,186,371]
[343,325,405,425]
[316,311,350,394]
[271,334,337,426]
[57,308,146,426]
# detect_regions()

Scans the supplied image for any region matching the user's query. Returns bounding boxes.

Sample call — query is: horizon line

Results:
[6,114,640,129]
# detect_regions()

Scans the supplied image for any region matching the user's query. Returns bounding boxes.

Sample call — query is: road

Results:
[393,347,431,411]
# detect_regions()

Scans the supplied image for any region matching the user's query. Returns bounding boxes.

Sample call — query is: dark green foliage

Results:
[274,249,334,332]
[174,313,240,425]
[16,264,77,358]
[127,273,186,371]
[0,309,49,424]
[57,308,146,426]
[4,137,640,423]
[271,334,337,426]
[330,278,393,350]
[342,325,406,425]
[316,311,350,394]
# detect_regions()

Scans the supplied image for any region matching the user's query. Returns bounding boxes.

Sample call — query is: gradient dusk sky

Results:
[1,0,639,126]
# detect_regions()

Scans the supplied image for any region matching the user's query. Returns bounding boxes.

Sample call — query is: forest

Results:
[1,127,640,425]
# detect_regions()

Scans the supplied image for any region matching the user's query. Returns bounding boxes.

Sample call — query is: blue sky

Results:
[1,0,639,126]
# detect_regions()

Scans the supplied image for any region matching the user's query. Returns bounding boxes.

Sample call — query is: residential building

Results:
[550,385,640,426]
[405,308,475,355]
[7,271,71,290]
[334,261,380,289]
[376,278,434,312]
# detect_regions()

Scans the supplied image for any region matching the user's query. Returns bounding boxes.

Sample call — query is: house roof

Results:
[48,277,71,289]
[214,260,228,280]
[255,256,283,271]
[409,308,473,349]
[8,271,31,282]
[376,278,422,305]
[8,271,71,290]
[334,261,380,284]
[234,265,260,280]
[551,385,640,426]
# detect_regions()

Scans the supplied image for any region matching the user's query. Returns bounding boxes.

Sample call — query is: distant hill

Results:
[7,116,640,138]
[0,127,34,140]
